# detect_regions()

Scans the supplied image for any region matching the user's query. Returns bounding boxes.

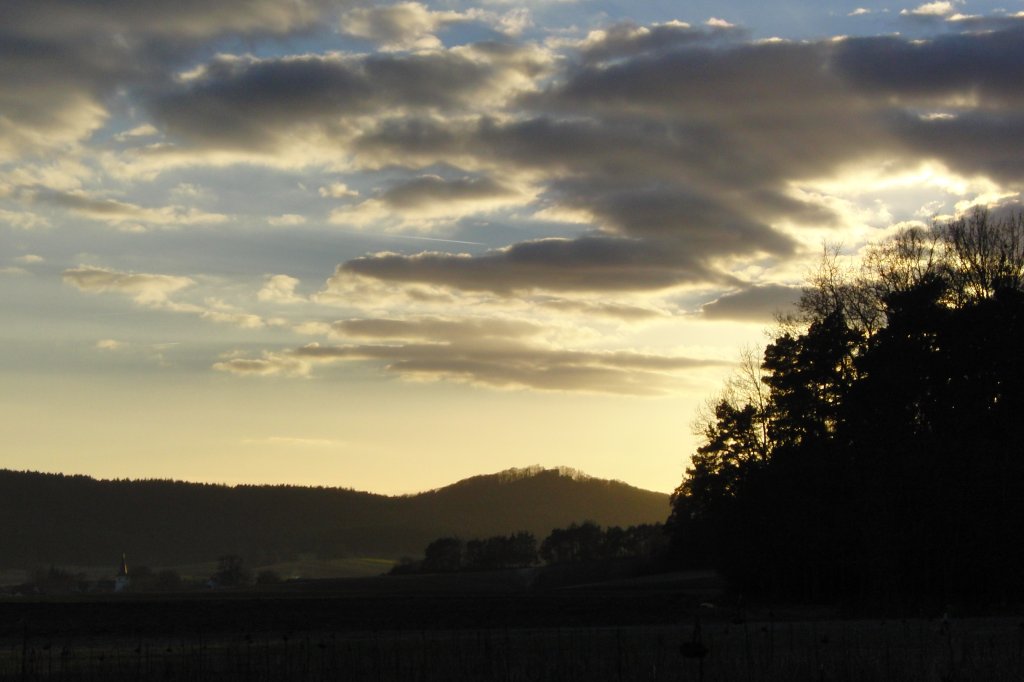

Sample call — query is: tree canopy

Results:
[668,209,1024,606]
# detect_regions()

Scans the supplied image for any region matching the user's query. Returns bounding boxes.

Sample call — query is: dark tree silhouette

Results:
[668,209,1024,606]
[212,554,250,587]
[422,537,464,572]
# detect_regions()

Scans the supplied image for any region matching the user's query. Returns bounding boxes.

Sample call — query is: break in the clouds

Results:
[700,284,803,321]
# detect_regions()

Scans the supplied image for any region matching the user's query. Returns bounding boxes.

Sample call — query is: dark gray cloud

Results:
[16,12,1024,303]
[700,284,802,321]
[551,182,798,252]
[3,0,336,40]
[833,26,1024,107]
[338,235,737,294]
[892,111,1024,183]
[378,175,518,210]
[151,46,548,150]
[0,0,345,159]
[533,40,886,186]
[341,24,1024,295]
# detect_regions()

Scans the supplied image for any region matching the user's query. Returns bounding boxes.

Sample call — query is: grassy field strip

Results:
[2,617,1023,681]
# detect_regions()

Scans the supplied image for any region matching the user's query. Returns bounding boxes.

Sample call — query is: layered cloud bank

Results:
[5,1,1024,396]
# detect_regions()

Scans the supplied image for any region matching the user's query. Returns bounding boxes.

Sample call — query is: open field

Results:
[0,557,400,589]
[2,573,1023,681]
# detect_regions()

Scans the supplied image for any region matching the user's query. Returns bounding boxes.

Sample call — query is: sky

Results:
[2,0,1024,495]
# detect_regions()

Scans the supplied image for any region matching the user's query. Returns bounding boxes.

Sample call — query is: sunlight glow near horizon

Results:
[1,0,1023,495]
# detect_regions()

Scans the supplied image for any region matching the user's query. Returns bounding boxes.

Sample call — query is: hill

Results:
[0,467,668,570]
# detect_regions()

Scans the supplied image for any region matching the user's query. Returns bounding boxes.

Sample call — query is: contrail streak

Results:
[384,234,486,246]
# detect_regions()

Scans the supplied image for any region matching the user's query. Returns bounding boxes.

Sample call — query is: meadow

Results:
[3,582,1024,681]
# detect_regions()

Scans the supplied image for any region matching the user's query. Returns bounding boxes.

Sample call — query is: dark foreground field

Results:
[2,572,1023,681]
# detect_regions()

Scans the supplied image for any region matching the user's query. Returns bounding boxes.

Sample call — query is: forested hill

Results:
[0,467,668,569]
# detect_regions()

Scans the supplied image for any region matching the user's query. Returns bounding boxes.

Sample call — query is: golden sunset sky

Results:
[2,0,1023,493]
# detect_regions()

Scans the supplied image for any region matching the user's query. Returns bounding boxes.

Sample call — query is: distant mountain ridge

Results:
[0,467,669,569]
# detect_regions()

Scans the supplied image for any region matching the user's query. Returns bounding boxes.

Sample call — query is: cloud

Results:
[341,23,1024,299]
[62,266,276,330]
[33,190,229,229]
[258,274,304,303]
[15,254,44,264]
[149,45,550,153]
[900,1,956,17]
[0,0,339,162]
[287,339,722,395]
[242,436,347,448]
[19,12,1024,367]
[496,8,533,36]
[535,298,666,321]
[0,209,49,230]
[218,306,727,394]
[0,40,112,161]
[329,174,529,230]
[700,284,803,321]
[213,352,311,378]
[199,308,265,329]
[63,266,195,305]
[567,22,733,65]
[340,2,474,50]
[319,182,359,198]
[331,316,544,343]
[4,0,333,40]
[892,112,1024,184]
[832,28,1024,108]
[267,214,306,226]
[337,236,736,294]
[329,179,799,292]
[96,339,125,351]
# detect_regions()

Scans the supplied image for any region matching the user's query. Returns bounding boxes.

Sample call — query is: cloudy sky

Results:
[2,0,1023,494]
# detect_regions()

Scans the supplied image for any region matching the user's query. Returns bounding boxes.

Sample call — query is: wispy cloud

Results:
[63,266,195,305]
[241,436,347,448]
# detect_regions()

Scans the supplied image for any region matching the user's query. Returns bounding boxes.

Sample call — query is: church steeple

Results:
[114,553,130,592]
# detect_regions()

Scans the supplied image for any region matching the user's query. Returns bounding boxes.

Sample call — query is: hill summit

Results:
[0,467,669,569]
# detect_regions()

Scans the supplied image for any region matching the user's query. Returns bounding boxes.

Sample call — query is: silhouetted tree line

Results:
[12,556,283,595]
[397,522,666,574]
[667,209,1024,606]
[0,468,665,570]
